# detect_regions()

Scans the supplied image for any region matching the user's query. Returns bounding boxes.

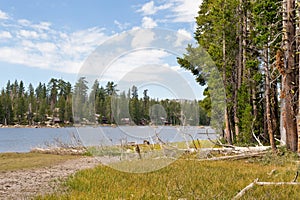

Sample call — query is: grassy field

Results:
[0,152,77,172]
[36,149,300,200]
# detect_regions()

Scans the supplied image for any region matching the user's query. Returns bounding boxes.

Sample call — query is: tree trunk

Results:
[271,77,280,140]
[296,0,300,152]
[238,0,243,89]
[282,0,298,151]
[264,47,276,151]
[234,0,248,138]
[225,107,232,144]
[222,25,233,144]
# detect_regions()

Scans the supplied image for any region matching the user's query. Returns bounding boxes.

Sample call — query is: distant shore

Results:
[0,124,208,129]
[0,124,63,128]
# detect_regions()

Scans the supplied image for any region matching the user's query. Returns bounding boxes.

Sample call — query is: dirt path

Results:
[0,156,102,200]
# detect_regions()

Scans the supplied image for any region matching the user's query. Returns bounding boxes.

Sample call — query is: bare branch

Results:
[233,179,259,200]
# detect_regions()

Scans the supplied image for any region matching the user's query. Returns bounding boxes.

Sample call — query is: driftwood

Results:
[233,178,300,199]
[196,146,270,156]
[207,135,236,149]
[195,152,266,161]
[233,178,259,200]
[30,147,87,155]
[203,152,266,161]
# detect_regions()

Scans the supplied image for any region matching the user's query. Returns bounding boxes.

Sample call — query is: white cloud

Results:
[36,42,57,53]
[18,19,52,31]
[103,49,170,82]
[141,17,157,28]
[102,50,197,100]
[31,22,52,31]
[131,29,155,48]
[177,28,192,39]
[18,30,40,39]
[0,10,9,20]
[0,31,12,39]
[175,28,193,47]
[18,19,31,26]
[0,47,45,68]
[21,40,35,50]
[136,0,201,24]
[60,27,109,59]
[169,0,201,23]
[0,16,110,74]
[138,1,172,15]
[114,20,130,30]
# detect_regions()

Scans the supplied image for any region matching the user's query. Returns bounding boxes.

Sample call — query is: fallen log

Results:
[198,152,266,161]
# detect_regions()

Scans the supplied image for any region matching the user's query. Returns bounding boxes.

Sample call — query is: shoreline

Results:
[0,124,209,129]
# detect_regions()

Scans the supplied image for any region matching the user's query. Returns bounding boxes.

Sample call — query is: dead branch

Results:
[267,169,277,176]
[205,131,236,149]
[251,117,263,146]
[197,139,201,148]
[233,179,258,200]
[257,181,300,186]
[293,171,299,182]
[198,152,266,161]
[187,133,198,150]
[155,132,177,149]
[135,144,142,159]
[252,132,263,146]
[233,178,300,199]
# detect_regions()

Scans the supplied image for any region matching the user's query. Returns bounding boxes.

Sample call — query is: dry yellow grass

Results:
[37,149,300,199]
[0,152,78,172]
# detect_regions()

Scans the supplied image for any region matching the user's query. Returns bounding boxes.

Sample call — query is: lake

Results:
[0,126,217,153]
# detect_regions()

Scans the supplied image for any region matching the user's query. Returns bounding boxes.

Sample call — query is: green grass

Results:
[37,150,300,200]
[0,152,78,172]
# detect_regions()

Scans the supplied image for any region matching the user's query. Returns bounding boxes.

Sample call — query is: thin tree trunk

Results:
[281,0,288,146]
[225,107,232,144]
[242,0,247,84]
[234,0,246,138]
[264,47,276,151]
[223,26,233,144]
[271,78,280,140]
[238,0,243,89]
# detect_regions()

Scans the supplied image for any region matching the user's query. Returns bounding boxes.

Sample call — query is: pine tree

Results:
[282,0,299,151]
[73,77,89,123]
[130,85,140,125]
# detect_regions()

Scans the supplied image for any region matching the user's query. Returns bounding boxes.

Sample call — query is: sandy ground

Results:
[0,156,104,200]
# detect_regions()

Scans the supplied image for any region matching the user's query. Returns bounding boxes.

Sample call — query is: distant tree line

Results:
[0,77,210,126]
[0,78,73,126]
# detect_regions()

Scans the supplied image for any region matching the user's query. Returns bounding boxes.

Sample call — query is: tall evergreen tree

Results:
[282,0,299,151]
[73,77,89,123]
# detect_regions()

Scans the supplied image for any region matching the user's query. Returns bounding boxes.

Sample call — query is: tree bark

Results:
[283,0,298,151]
[264,47,276,151]
[225,107,232,144]
[223,26,233,145]
[296,0,300,152]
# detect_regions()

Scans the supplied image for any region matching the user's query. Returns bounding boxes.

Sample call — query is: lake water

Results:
[0,126,217,153]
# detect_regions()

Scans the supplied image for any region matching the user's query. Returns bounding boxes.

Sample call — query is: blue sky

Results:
[0,0,204,99]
